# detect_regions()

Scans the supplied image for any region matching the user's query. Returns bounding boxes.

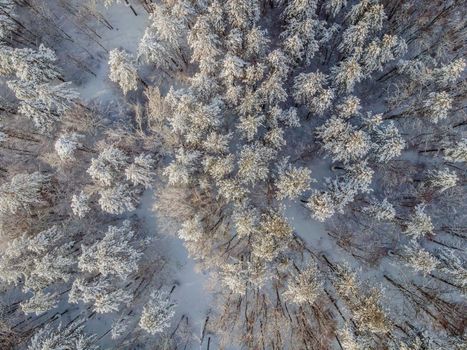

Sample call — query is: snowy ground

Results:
[136,190,214,348]
[75,3,149,102]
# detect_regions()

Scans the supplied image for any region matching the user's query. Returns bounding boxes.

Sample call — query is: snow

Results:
[169,237,213,344]
[56,2,215,344]
[285,200,337,256]
[1,0,464,348]
[135,190,214,348]
[73,3,148,102]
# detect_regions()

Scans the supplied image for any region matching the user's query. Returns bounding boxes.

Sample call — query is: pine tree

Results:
[111,316,130,340]
[20,291,59,315]
[225,0,260,30]
[433,58,465,86]
[252,210,293,261]
[283,264,323,305]
[280,0,330,64]
[188,15,222,74]
[443,139,467,163]
[71,191,91,218]
[0,172,51,215]
[275,159,312,200]
[423,91,452,123]
[233,205,259,238]
[306,190,336,222]
[342,160,374,194]
[245,26,270,59]
[27,320,98,350]
[293,71,334,115]
[5,73,78,133]
[402,243,438,276]
[334,265,391,334]
[203,154,234,181]
[78,221,142,279]
[237,143,275,185]
[69,276,133,314]
[237,113,264,141]
[404,204,433,239]
[438,250,467,289]
[331,57,363,93]
[369,120,405,163]
[125,154,156,188]
[163,148,200,186]
[178,215,204,242]
[108,48,138,95]
[87,146,128,186]
[325,0,347,17]
[54,132,83,161]
[0,226,74,293]
[363,198,396,221]
[8,44,61,83]
[337,325,363,350]
[139,290,176,335]
[138,3,186,71]
[336,96,361,119]
[428,168,458,192]
[219,260,268,295]
[316,117,370,164]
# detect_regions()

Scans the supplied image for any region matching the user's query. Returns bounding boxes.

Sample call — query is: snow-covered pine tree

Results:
[78,220,142,279]
[108,48,139,95]
[0,172,51,215]
[139,289,176,335]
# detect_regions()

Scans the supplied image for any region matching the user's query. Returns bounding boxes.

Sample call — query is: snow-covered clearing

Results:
[136,190,214,348]
[73,3,149,102]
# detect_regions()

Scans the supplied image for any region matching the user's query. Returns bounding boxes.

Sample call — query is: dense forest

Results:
[0,0,465,349]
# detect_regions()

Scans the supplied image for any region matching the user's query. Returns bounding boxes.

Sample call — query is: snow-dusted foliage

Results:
[306,191,336,222]
[108,48,138,95]
[0,225,74,293]
[363,198,396,221]
[0,0,465,348]
[293,71,334,115]
[125,153,156,188]
[71,191,91,218]
[443,139,467,163]
[0,172,51,215]
[178,215,204,242]
[27,320,97,350]
[2,44,61,82]
[423,91,452,124]
[428,168,458,192]
[283,264,323,305]
[163,148,200,185]
[139,290,176,335]
[87,146,128,186]
[98,183,137,214]
[20,291,59,315]
[69,276,133,314]
[404,204,434,239]
[275,159,313,200]
[79,221,142,279]
[55,132,82,160]
[402,243,438,276]
[1,44,78,132]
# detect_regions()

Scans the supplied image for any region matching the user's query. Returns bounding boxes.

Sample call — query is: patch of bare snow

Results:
[136,190,214,348]
[76,2,148,102]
